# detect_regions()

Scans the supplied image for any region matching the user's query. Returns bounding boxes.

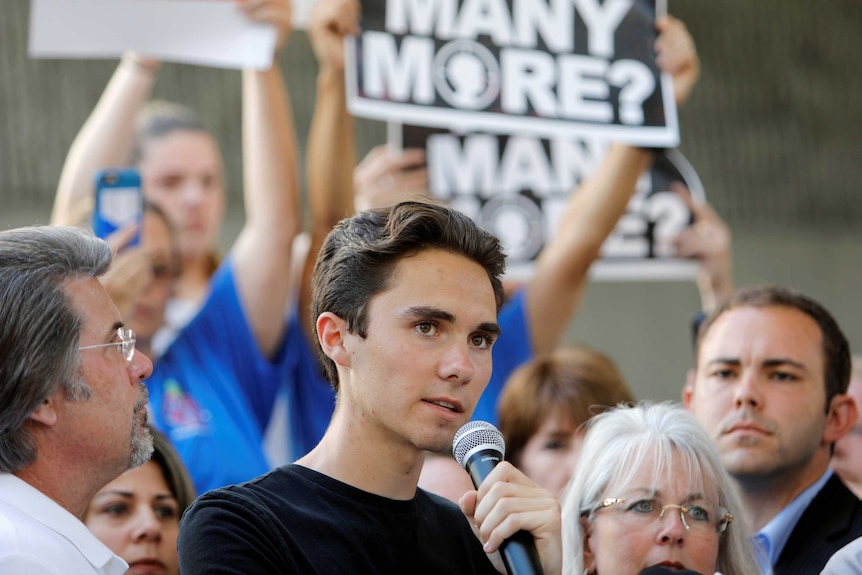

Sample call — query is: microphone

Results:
[453,421,544,575]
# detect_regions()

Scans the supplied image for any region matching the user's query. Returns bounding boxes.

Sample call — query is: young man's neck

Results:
[297,414,426,501]
[734,453,831,531]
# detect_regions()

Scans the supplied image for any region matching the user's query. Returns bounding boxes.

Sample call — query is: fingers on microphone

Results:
[473,465,560,552]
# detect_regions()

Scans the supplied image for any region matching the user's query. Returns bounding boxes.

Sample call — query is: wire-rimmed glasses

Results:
[590,497,733,535]
[79,327,136,363]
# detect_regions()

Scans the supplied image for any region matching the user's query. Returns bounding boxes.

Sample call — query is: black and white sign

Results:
[348,0,678,147]
[396,123,704,281]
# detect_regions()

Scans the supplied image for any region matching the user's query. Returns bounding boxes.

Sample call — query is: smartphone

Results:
[93,168,143,247]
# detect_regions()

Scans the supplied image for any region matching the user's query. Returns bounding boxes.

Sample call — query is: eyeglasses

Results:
[79,327,137,363]
[589,497,733,535]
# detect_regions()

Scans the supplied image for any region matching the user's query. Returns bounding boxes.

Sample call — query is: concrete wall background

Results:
[2,0,860,401]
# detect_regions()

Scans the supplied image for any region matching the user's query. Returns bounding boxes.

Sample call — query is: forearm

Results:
[307,66,356,236]
[52,57,156,226]
[697,253,734,311]
[233,63,300,356]
[241,64,300,245]
[299,66,356,336]
[563,145,654,261]
[526,145,654,352]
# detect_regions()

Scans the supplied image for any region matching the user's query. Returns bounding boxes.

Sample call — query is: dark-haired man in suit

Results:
[684,285,862,575]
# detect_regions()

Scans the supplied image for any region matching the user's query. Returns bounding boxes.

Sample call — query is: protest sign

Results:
[347,0,678,147]
[396,123,704,281]
[29,0,277,70]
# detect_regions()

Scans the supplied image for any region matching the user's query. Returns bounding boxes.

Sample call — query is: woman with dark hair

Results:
[497,346,634,499]
[85,429,196,575]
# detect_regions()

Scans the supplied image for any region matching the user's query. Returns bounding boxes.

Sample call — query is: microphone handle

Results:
[466,451,544,575]
[500,531,544,575]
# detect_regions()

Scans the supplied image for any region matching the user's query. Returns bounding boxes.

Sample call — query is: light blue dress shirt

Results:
[754,468,833,574]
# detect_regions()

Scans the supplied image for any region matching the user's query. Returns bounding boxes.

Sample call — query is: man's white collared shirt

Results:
[0,473,128,575]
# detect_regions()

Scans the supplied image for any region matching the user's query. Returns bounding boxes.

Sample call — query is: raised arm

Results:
[524,146,653,354]
[52,55,159,226]
[523,14,700,354]
[671,183,734,312]
[297,0,361,339]
[230,0,301,357]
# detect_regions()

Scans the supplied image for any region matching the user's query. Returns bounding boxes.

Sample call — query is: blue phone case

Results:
[93,168,143,246]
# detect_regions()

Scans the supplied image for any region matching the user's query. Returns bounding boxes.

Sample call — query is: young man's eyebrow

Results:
[477,322,501,337]
[399,306,455,323]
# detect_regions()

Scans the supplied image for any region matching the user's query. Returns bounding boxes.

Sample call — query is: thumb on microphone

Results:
[459,461,563,575]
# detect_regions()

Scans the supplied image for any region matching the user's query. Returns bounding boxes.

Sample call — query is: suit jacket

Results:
[774,474,862,575]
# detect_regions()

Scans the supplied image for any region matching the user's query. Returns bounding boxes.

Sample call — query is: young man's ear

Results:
[316,312,353,369]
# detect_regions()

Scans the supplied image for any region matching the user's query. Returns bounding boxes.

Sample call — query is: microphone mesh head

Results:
[452,420,505,468]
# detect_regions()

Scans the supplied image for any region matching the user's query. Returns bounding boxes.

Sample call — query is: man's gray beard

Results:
[128,387,154,469]
[130,422,154,468]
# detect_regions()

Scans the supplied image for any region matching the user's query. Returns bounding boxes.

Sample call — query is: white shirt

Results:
[0,473,128,575]
[821,536,862,575]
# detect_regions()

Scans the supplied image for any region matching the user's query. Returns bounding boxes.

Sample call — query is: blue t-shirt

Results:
[471,289,533,425]
[277,289,532,460]
[146,259,293,494]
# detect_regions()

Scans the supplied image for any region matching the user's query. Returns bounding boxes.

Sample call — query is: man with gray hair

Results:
[0,226,154,574]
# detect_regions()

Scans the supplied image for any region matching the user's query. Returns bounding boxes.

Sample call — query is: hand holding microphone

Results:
[453,421,562,575]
